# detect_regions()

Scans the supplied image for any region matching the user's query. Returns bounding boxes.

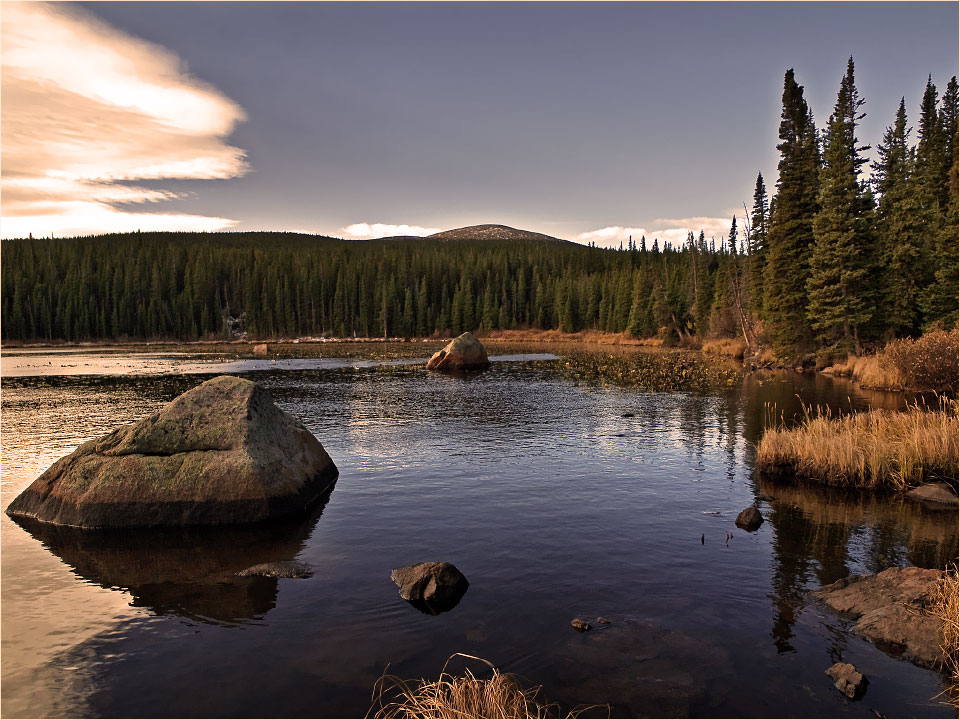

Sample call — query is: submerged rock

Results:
[426,332,490,372]
[826,662,868,699]
[735,505,763,531]
[5,376,338,528]
[906,482,959,510]
[391,561,469,614]
[237,560,312,579]
[811,566,946,668]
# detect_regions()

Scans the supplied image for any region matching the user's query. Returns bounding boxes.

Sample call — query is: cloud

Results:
[575,216,738,249]
[0,2,248,238]
[340,223,442,239]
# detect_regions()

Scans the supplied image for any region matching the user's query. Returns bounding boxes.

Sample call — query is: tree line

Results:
[1,59,956,357]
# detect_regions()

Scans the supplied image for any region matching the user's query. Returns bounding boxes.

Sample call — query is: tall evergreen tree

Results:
[872,98,924,336]
[763,69,821,355]
[747,173,769,316]
[807,57,875,350]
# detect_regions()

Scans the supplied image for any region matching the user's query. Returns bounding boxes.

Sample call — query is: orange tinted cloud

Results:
[1,2,248,238]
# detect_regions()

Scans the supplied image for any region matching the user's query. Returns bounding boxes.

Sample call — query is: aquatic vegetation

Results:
[368,654,601,719]
[558,348,741,391]
[757,397,959,489]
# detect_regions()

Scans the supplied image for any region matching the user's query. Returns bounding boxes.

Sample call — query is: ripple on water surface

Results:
[1,351,955,718]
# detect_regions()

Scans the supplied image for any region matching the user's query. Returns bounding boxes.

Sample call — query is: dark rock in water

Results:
[812,566,945,669]
[905,482,959,509]
[426,332,490,372]
[571,618,591,632]
[237,560,312,579]
[621,412,635,418]
[5,375,338,528]
[391,561,469,614]
[826,662,868,699]
[735,506,763,531]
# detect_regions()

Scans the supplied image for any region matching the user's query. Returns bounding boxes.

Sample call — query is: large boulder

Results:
[811,566,946,668]
[5,376,338,528]
[391,561,469,614]
[426,332,490,372]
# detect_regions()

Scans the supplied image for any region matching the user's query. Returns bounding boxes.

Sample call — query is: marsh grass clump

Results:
[929,566,959,708]
[368,654,602,719]
[757,397,959,489]
[828,353,905,389]
[701,338,747,360]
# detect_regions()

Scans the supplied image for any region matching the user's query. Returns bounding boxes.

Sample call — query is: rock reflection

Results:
[760,476,958,654]
[8,489,334,625]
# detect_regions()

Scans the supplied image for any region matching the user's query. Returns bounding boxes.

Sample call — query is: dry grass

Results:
[827,353,905,389]
[884,329,959,394]
[701,337,747,360]
[929,566,959,708]
[757,397,959,490]
[825,329,959,393]
[368,654,603,719]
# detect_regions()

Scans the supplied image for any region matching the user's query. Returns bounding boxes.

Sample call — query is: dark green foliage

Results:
[764,69,821,355]
[872,98,924,337]
[1,231,713,343]
[747,173,769,316]
[807,57,875,351]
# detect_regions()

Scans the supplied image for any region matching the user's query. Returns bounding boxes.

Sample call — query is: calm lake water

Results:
[1,344,956,718]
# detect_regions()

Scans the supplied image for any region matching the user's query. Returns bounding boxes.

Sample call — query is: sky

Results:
[1,1,957,246]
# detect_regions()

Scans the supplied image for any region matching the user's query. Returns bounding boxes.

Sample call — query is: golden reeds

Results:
[368,654,603,719]
[930,566,959,708]
[701,338,747,360]
[757,397,959,489]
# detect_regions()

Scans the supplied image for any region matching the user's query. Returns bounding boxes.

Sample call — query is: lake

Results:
[1,343,956,718]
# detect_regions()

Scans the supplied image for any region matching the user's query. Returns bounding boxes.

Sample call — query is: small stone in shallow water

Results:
[571,618,591,632]
[596,617,611,625]
[826,662,868,699]
[735,506,763,531]
[622,412,635,418]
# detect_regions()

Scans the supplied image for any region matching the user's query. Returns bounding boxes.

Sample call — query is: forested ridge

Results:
[2,60,957,357]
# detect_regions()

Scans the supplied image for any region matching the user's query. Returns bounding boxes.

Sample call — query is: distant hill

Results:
[379,224,568,244]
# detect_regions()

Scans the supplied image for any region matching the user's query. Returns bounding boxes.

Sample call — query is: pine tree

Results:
[747,173,769,316]
[807,58,875,350]
[872,98,924,336]
[764,69,821,355]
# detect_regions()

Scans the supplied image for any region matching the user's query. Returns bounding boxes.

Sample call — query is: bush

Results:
[881,329,959,394]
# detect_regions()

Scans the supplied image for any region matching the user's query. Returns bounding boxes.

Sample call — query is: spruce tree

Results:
[807,58,875,350]
[872,98,924,336]
[763,69,821,355]
[748,173,769,316]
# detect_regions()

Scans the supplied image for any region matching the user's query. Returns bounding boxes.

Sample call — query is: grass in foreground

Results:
[368,654,603,719]
[757,398,959,490]
[930,566,959,708]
